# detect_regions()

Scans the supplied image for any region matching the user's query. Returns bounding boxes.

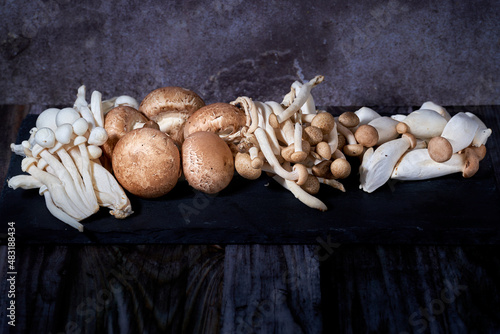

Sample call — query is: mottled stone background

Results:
[0,0,499,107]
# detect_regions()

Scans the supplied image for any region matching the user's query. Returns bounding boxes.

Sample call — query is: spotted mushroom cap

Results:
[182,131,234,194]
[103,106,149,160]
[112,127,181,198]
[183,102,247,140]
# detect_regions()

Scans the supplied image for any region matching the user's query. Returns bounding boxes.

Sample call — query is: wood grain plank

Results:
[320,245,500,333]
[221,245,322,334]
[0,245,224,334]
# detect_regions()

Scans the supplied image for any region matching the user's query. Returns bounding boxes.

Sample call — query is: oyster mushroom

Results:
[359,133,417,193]
[427,112,479,163]
[396,109,448,139]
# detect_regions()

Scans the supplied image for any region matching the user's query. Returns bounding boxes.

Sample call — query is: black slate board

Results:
[1,114,500,245]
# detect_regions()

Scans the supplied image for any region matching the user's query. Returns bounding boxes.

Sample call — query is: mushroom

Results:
[396,109,448,139]
[427,112,479,163]
[138,86,205,144]
[268,75,324,127]
[183,102,247,142]
[338,111,360,128]
[420,101,451,121]
[359,133,417,193]
[102,106,150,161]
[36,108,60,131]
[465,112,492,147]
[337,122,364,156]
[391,147,483,180]
[112,127,181,198]
[234,152,262,180]
[358,116,400,146]
[354,107,381,128]
[303,125,323,146]
[182,131,234,194]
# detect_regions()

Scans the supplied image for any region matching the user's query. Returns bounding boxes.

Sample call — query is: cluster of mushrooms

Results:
[355,102,492,192]
[8,86,136,231]
[7,75,493,230]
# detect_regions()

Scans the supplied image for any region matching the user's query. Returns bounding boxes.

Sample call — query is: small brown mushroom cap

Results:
[337,133,346,150]
[183,102,247,140]
[462,147,480,178]
[311,112,336,135]
[330,158,351,179]
[338,111,360,128]
[303,126,324,146]
[112,127,181,198]
[182,131,234,194]
[139,86,205,145]
[354,125,379,148]
[315,141,332,160]
[312,160,333,178]
[343,143,364,157]
[427,136,453,163]
[235,152,262,180]
[103,106,149,161]
[301,174,321,194]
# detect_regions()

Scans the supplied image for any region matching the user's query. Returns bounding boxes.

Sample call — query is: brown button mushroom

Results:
[338,111,360,128]
[182,131,235,194]
[183,102,247,141]
[138,86,205,145]
[102,106,150,161]
[112,127,181,198]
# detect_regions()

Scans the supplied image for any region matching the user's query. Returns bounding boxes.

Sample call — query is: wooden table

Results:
[1,105,499,333]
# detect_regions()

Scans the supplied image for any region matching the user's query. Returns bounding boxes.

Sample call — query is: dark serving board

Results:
[1,113,500,245]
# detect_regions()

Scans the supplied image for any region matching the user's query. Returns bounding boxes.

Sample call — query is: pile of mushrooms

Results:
[8,86,136,231]
[358,102,492,193]
[183,75,354,211]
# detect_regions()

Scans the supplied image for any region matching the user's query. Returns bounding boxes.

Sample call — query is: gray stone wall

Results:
[1,0,499,107]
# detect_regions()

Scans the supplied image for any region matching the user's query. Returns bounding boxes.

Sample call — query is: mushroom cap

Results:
[338,111,360,128]
[112,127,181,198]
[303,126,323,146]
[103,106,149,160]
[354,125,379,147]
[183,102,246,140]
[235,152,262,180]
[462,147,480,178]
[312,160,333,178]
[182,131,234,194]
[330,158,351,179]
[343,143,364,157]
[301,174,320,194]
[428,136,453,163]
[139,86,205,144]
[311,112,335,135]
[315,141,332,160]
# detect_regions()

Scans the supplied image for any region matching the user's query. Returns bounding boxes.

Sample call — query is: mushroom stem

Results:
[91,90,104,128]
[40,186,84,232]
[272,174,328,211]
[337,122,363,156]
[269,75,324,127]
[359,133,416,193]
[465,112,492,147]
[255,128,309,185]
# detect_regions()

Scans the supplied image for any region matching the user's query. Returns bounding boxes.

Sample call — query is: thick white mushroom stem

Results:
[465,112,492,147]
[391,148,480,180]
[74,86,96,129]
[269,75,324,128]
[359,133,416,193]
[272,174,328,211]
[39,186,84,232]
[254,128,308,185]
[427,112,479,163]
